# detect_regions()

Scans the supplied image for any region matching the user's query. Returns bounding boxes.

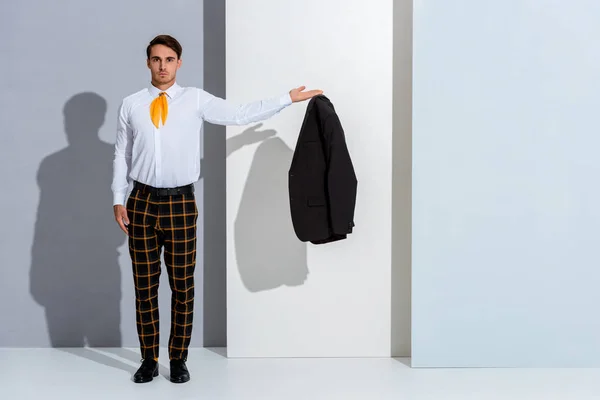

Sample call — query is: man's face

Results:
[147,44,181,85]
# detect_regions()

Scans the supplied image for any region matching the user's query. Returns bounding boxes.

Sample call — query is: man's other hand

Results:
[114,205,130,235]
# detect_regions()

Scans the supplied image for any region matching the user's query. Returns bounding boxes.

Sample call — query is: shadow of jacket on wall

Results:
[30,92,122,348]
[230,124,309,292]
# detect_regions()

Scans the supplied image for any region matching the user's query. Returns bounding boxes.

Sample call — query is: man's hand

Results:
[289,86,323,103]
[114,205,130,235]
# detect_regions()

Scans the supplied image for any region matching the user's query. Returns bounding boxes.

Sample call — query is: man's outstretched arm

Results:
[198,86,323,126]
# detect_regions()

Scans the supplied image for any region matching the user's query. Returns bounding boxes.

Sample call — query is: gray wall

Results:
[391,0,412,358]
[0,0,227,349]
[202,0,227,347]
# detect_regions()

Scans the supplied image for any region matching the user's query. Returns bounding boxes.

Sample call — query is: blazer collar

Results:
[307,94,334,116]
[306,94,330,113]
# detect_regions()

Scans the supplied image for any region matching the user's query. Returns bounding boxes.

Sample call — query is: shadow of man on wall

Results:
[29,92,123,350]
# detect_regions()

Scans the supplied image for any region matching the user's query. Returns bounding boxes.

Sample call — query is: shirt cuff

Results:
[113,192,126,206]
[280,92,293,106]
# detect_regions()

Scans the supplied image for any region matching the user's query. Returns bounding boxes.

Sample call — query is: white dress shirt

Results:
[111,82,293,205]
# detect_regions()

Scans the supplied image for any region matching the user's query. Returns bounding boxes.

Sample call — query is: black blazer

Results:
[288,95,357,244]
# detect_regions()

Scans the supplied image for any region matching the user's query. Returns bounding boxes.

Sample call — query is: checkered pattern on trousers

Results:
[126,186,198,361]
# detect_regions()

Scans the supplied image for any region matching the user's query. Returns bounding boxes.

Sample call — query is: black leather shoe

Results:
[132,359,159,383]
[170,359,190,383]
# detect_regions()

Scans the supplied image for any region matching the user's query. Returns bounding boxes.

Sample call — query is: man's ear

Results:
[177,59,182,69]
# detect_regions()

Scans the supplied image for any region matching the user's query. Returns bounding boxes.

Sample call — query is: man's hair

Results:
[146,35,183,59]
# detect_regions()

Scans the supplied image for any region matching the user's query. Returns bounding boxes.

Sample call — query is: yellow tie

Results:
[150,92,168,128]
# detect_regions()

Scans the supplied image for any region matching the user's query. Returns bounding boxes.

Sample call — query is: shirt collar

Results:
[148,82,181,99]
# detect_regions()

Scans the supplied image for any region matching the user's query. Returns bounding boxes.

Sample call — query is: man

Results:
[111,34,322,384]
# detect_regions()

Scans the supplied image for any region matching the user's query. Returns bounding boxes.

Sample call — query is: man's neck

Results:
[151,80,176,91]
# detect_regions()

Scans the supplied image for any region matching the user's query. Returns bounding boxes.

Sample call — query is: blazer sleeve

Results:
[323,113,358,235]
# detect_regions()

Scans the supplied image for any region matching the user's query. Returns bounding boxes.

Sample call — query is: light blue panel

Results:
[413,0,600,367]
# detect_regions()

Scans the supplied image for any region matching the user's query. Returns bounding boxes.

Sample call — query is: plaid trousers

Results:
[126,184,198,361]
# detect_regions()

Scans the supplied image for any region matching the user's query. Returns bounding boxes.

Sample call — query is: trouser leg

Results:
[127,190,162,361]
[159,192,198,361]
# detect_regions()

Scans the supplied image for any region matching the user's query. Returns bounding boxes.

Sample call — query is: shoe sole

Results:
[169,376,190,384]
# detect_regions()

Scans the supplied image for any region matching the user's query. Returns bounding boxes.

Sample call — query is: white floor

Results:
[1,348,600,400]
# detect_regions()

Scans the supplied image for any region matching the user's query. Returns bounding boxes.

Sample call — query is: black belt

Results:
[133,181,194,196]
